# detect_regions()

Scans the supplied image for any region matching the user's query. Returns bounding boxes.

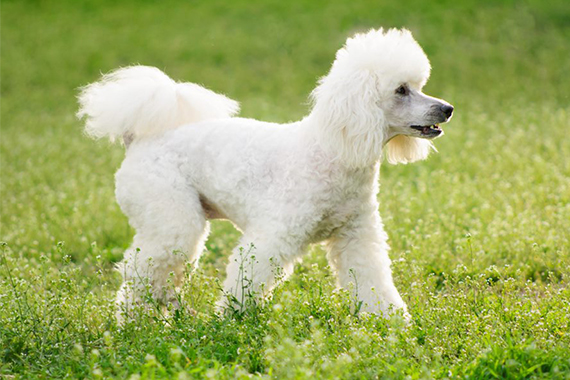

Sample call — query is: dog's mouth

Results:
[410,124,443,139]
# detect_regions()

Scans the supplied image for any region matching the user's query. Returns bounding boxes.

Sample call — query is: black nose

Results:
[441,104,454,119]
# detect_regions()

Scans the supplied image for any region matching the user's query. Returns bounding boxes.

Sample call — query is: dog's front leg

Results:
[325,212,409,319]
[218,232,300,313]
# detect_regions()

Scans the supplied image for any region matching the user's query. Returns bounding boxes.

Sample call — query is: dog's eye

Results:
[395,85,408,95]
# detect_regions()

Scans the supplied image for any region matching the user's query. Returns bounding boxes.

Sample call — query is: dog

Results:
[78,28,453,320]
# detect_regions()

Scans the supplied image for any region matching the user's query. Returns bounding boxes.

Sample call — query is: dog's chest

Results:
[307,170,375,243]
[310,203,358,242]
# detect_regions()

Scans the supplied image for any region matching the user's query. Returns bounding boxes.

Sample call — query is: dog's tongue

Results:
[423,126,430,134]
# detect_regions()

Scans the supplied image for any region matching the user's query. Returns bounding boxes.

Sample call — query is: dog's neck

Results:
[302,113,392,170]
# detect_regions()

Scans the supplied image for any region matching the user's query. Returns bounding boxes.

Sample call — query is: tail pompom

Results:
[77,66,239,144]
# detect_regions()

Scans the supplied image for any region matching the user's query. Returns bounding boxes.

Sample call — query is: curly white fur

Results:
[78,28,453,320]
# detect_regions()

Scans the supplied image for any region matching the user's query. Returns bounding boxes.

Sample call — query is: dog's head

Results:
[310,28,453,167]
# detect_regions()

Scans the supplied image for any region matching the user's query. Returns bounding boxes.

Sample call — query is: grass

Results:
[1,0,570,378]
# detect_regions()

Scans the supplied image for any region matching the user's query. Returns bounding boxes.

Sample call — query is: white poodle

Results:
[78,28,453,320]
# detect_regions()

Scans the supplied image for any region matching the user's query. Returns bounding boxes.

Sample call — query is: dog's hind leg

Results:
[114,168,209,320]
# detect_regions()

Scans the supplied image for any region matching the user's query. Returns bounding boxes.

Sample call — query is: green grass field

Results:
[2,0,570,378]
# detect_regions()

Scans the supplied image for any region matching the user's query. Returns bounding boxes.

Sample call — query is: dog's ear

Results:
[385,135,435,164]
[310,70,387,168]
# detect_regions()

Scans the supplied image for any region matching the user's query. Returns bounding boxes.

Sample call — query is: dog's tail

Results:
[77,66,239,145]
